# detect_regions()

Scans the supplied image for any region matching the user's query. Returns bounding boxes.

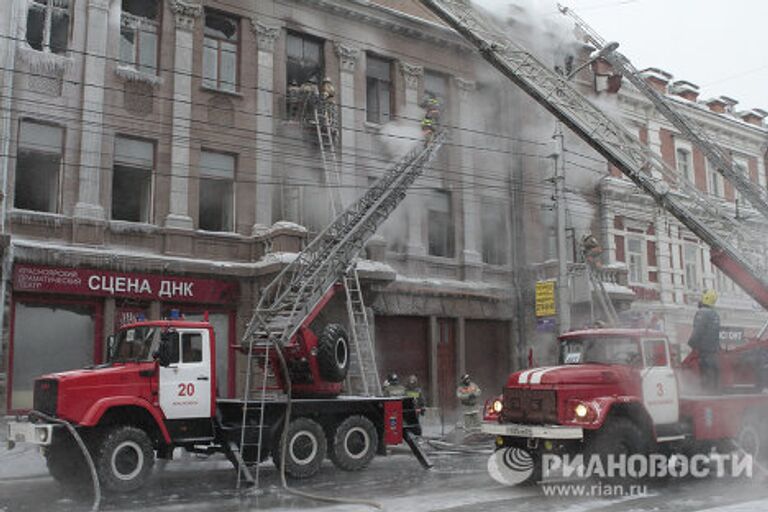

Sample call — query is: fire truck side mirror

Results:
[156,332,179,367]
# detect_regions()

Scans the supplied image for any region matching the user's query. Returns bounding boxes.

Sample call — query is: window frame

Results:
[427,188,455,258]
[480,197,509,266]
[675,146,692,182]
[365,53,393,124]
[285,31,325,89]
[198,149,236,232]
[14,119,64,213]
[119,0,161,76]
[626,236,645,285]
[111,135,155,223]
[202,9,240,93]
[684,243,700,291]
[25,0,72,55]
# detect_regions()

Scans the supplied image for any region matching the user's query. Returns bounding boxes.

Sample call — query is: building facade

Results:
[0,0,520,415]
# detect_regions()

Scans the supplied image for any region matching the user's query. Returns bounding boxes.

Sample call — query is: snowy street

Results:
[3,439,768,512]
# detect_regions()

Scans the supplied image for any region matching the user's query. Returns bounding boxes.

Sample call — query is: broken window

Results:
[428,189,454,258]
[286,32,324,88]
[481,199,508,265]
[120,0,159,75]
[112,136,153,222]
[199,150,235,232]
[14,120,62,212]
[366,54,392,124]
[26,0,70,55]
[203,10,239,92]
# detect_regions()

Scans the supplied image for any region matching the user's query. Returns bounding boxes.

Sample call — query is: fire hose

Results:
[29,411,101,512]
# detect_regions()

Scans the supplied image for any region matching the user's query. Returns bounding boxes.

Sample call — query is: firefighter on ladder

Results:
[581,232,603,269]
[420,94,442,142]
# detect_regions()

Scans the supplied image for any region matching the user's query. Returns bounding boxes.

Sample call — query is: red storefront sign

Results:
[13,264,239,304]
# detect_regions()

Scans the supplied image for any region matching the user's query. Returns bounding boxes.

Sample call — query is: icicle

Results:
[17,45,73,75]
[114,65,163,86]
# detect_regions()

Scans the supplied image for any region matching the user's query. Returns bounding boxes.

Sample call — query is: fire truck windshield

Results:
[559,336,642,367]
[111,327,160,362]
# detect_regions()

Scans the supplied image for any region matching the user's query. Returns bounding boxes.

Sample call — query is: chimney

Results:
[669,80,700,102]
[639,68,673,94]
[705,97,728,114]
[718,96,739,114]
[591,57,623,94]
[739,109,767,127]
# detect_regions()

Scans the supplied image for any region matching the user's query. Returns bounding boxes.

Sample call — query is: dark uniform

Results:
[688,303,721,392]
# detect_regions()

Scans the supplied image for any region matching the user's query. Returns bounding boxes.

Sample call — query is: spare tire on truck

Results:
[317,323,350,382]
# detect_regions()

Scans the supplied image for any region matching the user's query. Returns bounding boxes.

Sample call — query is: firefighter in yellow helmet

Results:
[687,289,721,393]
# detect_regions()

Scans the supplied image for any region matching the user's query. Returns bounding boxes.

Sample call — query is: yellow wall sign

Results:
[535,281,556,317]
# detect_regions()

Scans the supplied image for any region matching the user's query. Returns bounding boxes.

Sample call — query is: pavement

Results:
[4,419,768,512]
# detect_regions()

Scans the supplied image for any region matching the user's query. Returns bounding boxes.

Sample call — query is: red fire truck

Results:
[482,328,768,483]
[6,315,426,492]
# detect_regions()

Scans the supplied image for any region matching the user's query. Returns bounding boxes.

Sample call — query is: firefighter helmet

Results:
[387,373,399,385]
[701,289,718,307]
[460,373,471,386]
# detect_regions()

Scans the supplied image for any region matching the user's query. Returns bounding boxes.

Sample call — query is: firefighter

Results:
[404,374,426,415]
[382,373,405,397]
[456,374,482,430]
[420,95,442,141]
[581,232,603,269]
[286,79,302,121]
[320,76,336,102]
[687,289,721,393]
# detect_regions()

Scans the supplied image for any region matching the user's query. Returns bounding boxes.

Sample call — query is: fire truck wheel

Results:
[586,417,648,479]
[95,426,155,493]
[317,323,350,383]
[737,415,768,462]
[329,415,378,471]
[272,417,327,479]
[46,433,89,487]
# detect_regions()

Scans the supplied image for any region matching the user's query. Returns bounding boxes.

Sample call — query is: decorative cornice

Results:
[455,77,476,98]
[251,21,280,52]
[169,0,203,31]
[400,62,423,89]
[334,43,360,73]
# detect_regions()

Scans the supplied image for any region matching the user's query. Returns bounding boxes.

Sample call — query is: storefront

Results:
[7,264,239,412]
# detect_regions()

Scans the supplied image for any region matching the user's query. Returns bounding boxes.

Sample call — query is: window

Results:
[199,150,235,232]
[25,0,70,55]
[642,339,668,367]
[684,244,699,291]
[627,237,643,284]
[424,70,448,102]
[676,148,691,182]
[112,137,153,223]
[181,333,203,363]
[481,199,508,265]
[734,159,748,203]
[14,120,62,212]
[707,159,722,197]
[120,0,159,75]
[286,32,324,87]
[428,189,454,258]
[203,10,239,92]
[366,55,392,124]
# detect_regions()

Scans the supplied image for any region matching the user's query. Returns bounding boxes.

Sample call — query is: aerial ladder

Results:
[558,3,768,222]
[418,0,768,310]
[300,87,383,397]
[236,129,446,487]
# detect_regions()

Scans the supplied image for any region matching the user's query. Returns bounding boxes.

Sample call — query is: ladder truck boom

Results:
[419,0,768,309]
[558,4,768,222]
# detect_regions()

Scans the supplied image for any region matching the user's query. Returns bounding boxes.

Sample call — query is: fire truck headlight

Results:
[492,399,503,414]
[574,403,589,419]
[37,428,48,443]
